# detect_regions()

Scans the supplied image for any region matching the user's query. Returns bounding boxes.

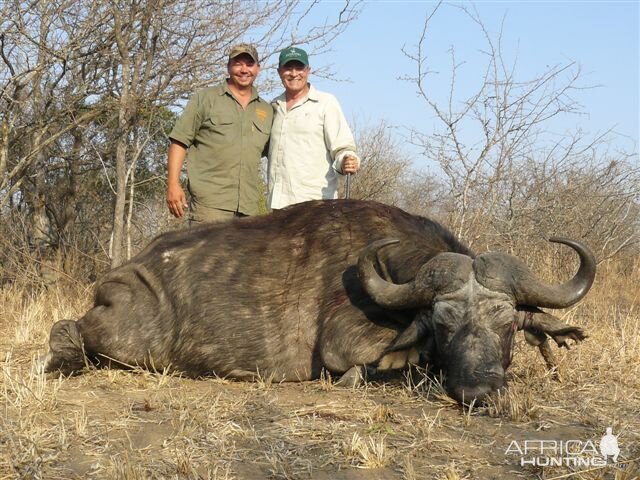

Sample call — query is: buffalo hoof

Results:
[335,365,378,388]
[36,352,52,374]
[336,365,365,388]
[43,319,87,376]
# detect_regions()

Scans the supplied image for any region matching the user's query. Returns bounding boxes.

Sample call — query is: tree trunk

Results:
[111,130,129,268]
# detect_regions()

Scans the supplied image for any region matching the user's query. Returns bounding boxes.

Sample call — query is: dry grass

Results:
[1,258,638,479]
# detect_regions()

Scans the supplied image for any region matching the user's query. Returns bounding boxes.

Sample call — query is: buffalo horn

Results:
[357,239,426,310]
[475,237,596,309]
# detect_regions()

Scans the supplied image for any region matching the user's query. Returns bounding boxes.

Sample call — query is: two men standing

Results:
[166,44,359,222]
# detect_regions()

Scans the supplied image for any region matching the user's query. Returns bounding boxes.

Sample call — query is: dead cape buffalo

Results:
[42,200,595,403]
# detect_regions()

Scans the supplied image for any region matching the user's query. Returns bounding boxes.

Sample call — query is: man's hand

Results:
[166,183,187,218]
[166,141,188,218]
[342,154,359,174]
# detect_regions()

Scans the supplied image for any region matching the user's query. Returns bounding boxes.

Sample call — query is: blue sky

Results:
[305,1,639,167]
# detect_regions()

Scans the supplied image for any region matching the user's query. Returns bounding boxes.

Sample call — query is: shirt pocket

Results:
[251,119,270,150]
[206,114,237,143]
[252,119,270,136]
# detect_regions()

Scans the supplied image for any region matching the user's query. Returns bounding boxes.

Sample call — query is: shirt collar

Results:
[222,80,259,102]
[273,83,317,108]
[306,83,319,101]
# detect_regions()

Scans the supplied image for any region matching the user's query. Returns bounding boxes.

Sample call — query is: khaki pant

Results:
[189,203,247,225]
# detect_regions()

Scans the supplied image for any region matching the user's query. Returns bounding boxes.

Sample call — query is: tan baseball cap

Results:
[228,43,259,63]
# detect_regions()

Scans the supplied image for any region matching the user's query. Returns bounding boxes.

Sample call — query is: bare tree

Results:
[495,151,640,261]
[402,3,639,259]
[347,121,445,218]
[403,4,585,240]
[0,0,362,274]
[347,122,411,202]
[0,0,112,208]
[0,0,113,286]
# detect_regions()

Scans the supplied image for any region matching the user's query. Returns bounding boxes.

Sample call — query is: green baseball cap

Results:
[278,47,309,67]
[228,43,259,63]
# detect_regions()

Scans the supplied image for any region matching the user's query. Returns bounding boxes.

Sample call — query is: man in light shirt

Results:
[267,47,360,210]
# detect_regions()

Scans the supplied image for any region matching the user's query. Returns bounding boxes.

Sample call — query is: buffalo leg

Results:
[538,339,561,381]
[377,348,420,370]
[524,328,561,380]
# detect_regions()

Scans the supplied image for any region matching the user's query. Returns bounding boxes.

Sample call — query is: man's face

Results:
[227,53,260,88]
[278,61,310,95]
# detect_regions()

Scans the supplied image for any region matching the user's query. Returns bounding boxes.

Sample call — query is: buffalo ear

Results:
[387,319,427,352]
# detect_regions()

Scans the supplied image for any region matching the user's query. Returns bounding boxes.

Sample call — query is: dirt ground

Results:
[1,345,638,479]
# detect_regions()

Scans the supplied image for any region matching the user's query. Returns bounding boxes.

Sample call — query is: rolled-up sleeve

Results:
[169,91,204,148]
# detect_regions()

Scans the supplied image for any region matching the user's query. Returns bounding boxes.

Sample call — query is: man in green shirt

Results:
[166,44,273,223]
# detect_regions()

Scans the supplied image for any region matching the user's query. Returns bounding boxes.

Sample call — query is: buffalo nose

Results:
[449,384,495,404]
[477,365,505,380]
[449,367,506,405]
